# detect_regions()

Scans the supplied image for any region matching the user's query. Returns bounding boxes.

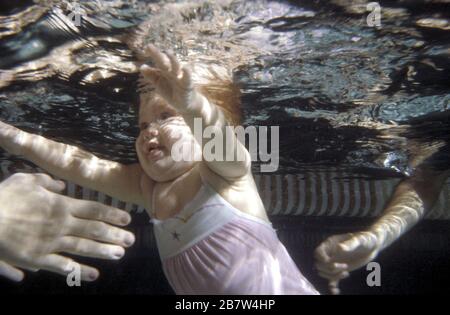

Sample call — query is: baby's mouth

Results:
[146,142,165,160]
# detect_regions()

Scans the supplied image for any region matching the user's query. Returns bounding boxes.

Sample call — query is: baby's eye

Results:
[139,122,149,131]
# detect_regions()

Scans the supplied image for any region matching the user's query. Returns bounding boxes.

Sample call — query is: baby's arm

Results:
[0,120,147,206]
[140,45,251,179]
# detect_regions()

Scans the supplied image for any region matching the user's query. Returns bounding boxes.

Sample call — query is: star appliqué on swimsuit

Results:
[171,231,181,241]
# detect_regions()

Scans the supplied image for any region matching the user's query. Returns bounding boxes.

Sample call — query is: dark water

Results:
[1,0,449,175]
[0,0,449,294]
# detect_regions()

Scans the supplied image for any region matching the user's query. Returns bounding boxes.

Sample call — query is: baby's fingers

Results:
[140,64,159,77]
[166,51,181,78]
[144,44,171,72]
[140,65,162,86]
[180,67,193,89]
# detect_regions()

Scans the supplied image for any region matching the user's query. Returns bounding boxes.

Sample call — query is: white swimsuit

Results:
[151,183,319,295]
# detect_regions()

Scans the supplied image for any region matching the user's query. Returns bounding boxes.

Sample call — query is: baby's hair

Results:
[190,63,242,126]
[197,79,242,126]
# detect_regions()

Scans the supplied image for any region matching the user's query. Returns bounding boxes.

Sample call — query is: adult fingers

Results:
[37,254,99,282]
[316,261,348,275]
[31,173,66,193]
[315,235,350,262]
[68,217,135,247]
[318,270,350,282]
[329,280,341,295]
[314,242,331,263]
[69,198,131,227]
[56,236,125,260]
[0,261,24,282]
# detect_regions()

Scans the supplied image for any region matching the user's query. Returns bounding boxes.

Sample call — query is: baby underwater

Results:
[0,45,318,294]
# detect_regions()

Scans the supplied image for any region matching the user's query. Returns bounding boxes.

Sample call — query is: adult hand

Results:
[314,231,381,294]
[0,173,135,282]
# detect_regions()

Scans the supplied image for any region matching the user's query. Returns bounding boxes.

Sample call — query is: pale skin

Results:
[0,45,268,229]
[3,45,447,294]
[315,168,450,294]
[0,172,135,282]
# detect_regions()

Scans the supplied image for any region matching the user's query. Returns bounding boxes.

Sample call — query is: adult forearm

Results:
[370,180,424,250]
[370,170,448,250]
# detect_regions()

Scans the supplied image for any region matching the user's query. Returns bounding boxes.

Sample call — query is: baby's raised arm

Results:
[0,120,147,207]
[140,45,251,180]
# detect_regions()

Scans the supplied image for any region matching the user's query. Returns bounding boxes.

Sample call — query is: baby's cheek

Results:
[161,125,185,142]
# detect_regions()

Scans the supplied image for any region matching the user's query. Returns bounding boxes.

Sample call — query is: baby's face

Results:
[136,97,200,182]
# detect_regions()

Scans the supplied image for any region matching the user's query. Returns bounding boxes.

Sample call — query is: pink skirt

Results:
[161,214,319,295]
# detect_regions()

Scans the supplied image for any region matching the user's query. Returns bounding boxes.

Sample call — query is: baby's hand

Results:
[139,44,197,112]
[314,231,382,295]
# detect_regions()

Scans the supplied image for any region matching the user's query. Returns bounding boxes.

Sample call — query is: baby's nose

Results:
[148,128,158,137]
[143,126,158,137]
